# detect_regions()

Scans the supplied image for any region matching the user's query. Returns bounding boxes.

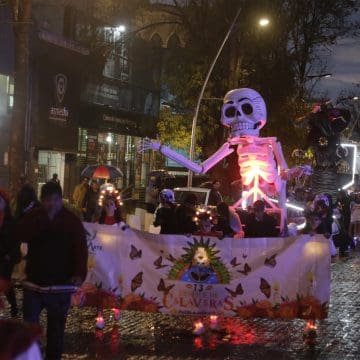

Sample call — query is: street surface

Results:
[1,252,359,359]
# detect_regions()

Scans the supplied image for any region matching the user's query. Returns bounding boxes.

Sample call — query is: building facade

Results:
[0,1,161,200]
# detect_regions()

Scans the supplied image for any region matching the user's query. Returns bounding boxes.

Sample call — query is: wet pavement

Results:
[1,252,360,359]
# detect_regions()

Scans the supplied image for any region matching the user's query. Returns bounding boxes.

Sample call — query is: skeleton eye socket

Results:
[225,106,236,118]
[241,103,253,115]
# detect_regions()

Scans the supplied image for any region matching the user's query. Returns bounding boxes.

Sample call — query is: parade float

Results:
[72,88,332,343]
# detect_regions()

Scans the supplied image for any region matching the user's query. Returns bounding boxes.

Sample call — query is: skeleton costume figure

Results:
[139,88,310,232]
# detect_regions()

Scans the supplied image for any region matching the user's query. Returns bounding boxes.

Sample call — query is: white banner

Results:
[73,223,331,319]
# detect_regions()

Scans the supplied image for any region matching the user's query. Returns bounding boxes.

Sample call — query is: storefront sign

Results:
[79,105,148,137]
[49,106,69,122]
[102,114,135,126]
[36,47,82,151]
[84,83,120,102]
[73,224,331,319]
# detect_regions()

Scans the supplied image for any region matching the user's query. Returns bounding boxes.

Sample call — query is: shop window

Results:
[0,74,13,116]
[37,151,65,196]
[7,76,14,110]
[102,26,129,81]
[78,128,87,153]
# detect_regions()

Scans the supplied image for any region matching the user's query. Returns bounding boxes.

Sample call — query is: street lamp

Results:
[259,18,270,27]
[187,13,270,186]
[114,25,126,39]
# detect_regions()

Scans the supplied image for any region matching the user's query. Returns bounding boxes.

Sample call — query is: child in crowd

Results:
[193,208,222,237]
[153,189,177,234]
[98,190,124,226]
[96,189,126,329]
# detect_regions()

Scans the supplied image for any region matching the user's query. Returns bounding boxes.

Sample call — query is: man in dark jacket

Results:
[244,200,279,238]
[174,193,198,235]
[208,180,223,206]
[16,182,87,360]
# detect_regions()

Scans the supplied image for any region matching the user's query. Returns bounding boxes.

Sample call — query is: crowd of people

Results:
[1,173,359,358]
[151,179,360,259]
[1,179,88,360]
[72,177,126,226]
[288,187,358,257]
[152,187,280,239]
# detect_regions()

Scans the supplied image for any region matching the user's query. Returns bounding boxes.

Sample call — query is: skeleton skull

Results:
[221,88,267,137]
[192,247,210,267]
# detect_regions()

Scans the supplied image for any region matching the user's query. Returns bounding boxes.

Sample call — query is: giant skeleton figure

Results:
[139,88,308,232]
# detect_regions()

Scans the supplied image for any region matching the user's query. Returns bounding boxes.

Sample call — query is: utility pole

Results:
[8,0,32,189]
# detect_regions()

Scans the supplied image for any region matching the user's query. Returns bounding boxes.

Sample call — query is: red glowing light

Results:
[193,336,204,349]
[112,308,121,321]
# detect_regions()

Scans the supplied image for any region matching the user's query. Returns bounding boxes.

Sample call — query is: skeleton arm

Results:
[138,138,234,174]
[270,136,313,180]
[270,138,288,172]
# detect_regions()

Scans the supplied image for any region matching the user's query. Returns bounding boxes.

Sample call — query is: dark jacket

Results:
[16,207,87,286]
[213,216,235,237]
[174,204,197,235]
[153,205,177,234]
[208,189,222,206]
[244,213,279,238]
[0,215,20,278]
[84,188,100,222]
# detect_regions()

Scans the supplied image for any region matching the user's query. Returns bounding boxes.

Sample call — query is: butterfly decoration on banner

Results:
[131,272,143,292]
[230,257,241,267]
[225,283,244,298]
[237,263,251,276]
[129,245,142,260]
[264,254,277,267]
[157,279,175,295]
[153,256,168,269]
[260,278,271,298]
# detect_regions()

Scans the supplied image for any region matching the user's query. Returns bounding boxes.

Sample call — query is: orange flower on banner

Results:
[278,303,299,319]
[121,293,141,308]
[74,283,120,308]
[236,306,253,318]
[255,300,274,318]
[84,289,119,309]
[120,294,159,312]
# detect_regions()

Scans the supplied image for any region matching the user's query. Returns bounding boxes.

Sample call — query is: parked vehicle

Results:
[173,187,212,206]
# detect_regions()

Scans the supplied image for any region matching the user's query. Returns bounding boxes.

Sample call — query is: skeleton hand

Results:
[281,165,313,181]
[137,137,161,153]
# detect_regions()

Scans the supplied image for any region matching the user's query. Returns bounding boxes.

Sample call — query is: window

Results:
[0,74,13,116]
[7,76,14,109]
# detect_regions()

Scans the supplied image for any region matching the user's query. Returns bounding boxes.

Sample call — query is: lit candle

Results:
[209,315,219,330]
[193,321,205,335]
[96,315,105,330]
[112,308,121,321]
[305,319,317,331]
